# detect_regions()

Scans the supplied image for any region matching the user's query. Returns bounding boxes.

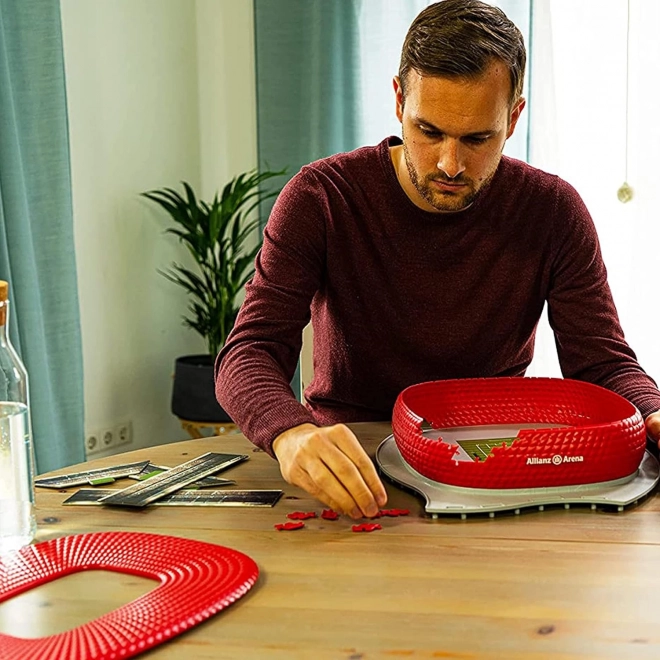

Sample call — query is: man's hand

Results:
[272,423,388,519]
[645,411,660,444]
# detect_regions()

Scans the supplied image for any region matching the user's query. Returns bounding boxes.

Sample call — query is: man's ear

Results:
[506,97,526,139]
[393,76,404,123]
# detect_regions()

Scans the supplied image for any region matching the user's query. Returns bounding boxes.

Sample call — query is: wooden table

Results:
[4,422,660,659]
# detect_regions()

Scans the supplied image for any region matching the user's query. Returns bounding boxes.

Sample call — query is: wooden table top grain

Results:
[3,421,660,659]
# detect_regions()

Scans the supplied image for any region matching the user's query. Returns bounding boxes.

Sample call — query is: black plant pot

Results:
[171,354,232,423]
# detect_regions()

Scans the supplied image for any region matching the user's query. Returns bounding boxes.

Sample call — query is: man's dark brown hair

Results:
[398,0,526,105]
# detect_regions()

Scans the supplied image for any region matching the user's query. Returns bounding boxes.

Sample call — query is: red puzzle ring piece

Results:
[391,377,646,489]
[0,531,258,660]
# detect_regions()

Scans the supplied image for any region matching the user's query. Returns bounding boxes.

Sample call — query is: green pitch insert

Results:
[456,438,517,461]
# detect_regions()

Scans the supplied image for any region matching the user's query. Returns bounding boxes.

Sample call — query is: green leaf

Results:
[141,168,286,351]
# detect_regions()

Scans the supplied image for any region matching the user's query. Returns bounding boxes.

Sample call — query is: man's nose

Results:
[436,140,466,179]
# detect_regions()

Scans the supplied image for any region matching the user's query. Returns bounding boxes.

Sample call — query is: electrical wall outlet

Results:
[85,432,100,454]
[116,421,133,446]
[102,427,115,448]
[86,420,133,456]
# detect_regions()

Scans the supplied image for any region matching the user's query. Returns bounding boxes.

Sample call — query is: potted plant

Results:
[142,168,285,424]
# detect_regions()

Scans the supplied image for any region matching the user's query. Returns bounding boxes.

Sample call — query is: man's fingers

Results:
[273,422,388,518]
[318,445,380,517]
[645,412,660,442]
[329,425,388,508]
[292,464,360,517]
[303,458,364,518]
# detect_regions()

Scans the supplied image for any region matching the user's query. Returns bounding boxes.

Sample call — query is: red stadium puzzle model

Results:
[376,377,660,518]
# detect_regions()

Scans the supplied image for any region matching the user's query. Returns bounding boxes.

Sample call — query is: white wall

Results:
[60,0,257,456]
[196,0,258,197]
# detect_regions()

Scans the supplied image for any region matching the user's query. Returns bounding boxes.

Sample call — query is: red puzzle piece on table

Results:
[275,522,305,531]
[379,508,410,517]
[321,509,339,520]
[352,523,382,533]
[286,511,317,520]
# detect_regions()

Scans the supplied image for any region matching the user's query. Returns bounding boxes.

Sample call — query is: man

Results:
[216,0,660,519]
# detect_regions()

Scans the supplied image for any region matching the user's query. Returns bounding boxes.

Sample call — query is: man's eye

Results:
[419,126,440,137]
[465,136,488,145]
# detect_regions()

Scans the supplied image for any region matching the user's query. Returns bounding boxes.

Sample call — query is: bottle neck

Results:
[0,300,9,344]
[0,298,28,404]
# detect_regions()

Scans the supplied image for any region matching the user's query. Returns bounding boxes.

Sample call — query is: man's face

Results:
[394,61,525,213]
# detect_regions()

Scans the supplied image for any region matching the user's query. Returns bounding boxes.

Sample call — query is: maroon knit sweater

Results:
[216,136,660,456]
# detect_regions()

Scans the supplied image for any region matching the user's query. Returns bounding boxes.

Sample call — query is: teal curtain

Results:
[254,0,362,398]
[254,0,361,183]
[0,0,85,472]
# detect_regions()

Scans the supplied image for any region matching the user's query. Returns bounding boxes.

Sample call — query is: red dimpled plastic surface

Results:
[392,377,646,489]
[0,531,258,660]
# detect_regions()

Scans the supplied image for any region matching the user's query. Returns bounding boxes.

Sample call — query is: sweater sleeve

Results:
[547,178,660,418]
[214,168,328,457]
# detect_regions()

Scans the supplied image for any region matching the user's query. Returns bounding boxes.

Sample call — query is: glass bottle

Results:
[0,280,36,554]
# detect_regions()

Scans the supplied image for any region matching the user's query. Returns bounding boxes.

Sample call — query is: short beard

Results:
[402,133,498,213]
